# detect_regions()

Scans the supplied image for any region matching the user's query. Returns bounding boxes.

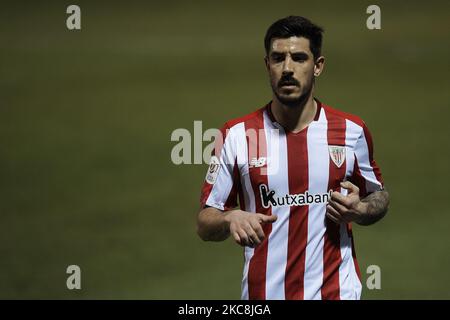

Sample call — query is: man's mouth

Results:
[279,80,299,88]
[279,83,298,89]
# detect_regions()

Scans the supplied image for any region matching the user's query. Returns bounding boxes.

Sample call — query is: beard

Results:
[271,75,314,108]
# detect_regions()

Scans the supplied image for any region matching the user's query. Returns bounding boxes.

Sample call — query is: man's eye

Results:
[292,55,308,62]
[272,55,284,62]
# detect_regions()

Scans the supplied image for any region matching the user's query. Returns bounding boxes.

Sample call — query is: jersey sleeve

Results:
[199,122,240,211]
[350,122,384,197]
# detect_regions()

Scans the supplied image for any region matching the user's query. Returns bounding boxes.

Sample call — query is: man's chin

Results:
[276,93,304,107]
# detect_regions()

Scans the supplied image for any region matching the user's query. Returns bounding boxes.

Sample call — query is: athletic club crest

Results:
[328,145,346,168]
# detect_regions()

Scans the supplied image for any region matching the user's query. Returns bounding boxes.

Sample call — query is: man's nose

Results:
[282,56,294,73]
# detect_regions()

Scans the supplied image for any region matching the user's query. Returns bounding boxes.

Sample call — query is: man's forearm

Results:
[356,190,390,226]
[197,207,231,241]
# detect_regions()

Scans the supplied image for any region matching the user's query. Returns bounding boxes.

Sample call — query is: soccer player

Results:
[197,16,390,300]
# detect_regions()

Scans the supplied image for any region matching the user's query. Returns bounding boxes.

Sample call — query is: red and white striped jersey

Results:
[200,100,384,300]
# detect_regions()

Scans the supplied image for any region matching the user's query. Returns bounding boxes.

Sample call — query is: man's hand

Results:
[326,181,367,224]
[224,210,278,248]
[326,181,389,226]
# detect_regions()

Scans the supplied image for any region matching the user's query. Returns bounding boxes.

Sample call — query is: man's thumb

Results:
[340,181,359,194]
[258,214,278,223]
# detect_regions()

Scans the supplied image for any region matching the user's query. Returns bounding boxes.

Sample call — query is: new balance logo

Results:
[249,157,266,168]
[259,184,332,208]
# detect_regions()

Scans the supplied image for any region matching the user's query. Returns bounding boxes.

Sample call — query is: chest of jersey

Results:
[238,120,356,210]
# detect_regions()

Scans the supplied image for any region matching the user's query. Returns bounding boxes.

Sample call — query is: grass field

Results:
[0,0,449,299]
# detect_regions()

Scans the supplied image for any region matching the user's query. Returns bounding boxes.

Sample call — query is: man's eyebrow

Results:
[290,51,309,56]
[270,51,284,56]
[270,50,309,56]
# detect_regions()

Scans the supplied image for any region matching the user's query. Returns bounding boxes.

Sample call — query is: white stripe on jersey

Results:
[205,125,236,210]
[263,110,290,300]
[303,107,327,300]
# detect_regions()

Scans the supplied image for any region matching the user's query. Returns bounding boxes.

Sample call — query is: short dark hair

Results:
[264,16,324,59]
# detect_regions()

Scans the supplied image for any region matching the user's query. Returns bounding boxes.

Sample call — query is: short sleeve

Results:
[350,122,384,197]
[199,122,240,211]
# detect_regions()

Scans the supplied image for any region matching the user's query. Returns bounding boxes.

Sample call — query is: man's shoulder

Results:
[214,104,266,144]
[321,102,366,129]
[222,104,267,130]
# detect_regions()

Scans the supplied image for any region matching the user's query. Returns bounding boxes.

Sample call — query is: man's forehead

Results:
[271,36,311,53]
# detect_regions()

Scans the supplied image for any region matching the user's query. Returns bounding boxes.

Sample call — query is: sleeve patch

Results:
[205,156,221,185]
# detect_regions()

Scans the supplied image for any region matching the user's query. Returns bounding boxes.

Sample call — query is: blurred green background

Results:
[0,0,449,299]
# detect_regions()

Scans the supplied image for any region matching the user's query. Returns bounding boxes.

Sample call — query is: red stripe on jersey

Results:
[322,111,346,300]
[246,109,272,300]
[284,129,309,300]
[224,158,241,211]
[237,168,246,211]
[348,224,362,281]
[350,158,368,197]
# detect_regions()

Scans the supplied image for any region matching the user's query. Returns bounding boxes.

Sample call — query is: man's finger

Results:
[331,191,350,207]
[257,214,278,223]
[326,213,340,224]
[326,208,341,224]
[340,181,359,195]
[327,204,342,220]
[233,232,241,245]
[250,221,266,240]
[245,224,262,245]
[328,199,347,214]
[237,229,250,247]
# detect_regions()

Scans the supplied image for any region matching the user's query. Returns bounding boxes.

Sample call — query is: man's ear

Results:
[313,56,325,77]
[264,56,270,71]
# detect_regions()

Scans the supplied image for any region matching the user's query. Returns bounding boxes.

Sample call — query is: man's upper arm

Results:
[350,122,385,198]
[199,122,239,211]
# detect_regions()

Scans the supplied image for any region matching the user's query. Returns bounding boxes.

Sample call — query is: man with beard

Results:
[197,16,389,300]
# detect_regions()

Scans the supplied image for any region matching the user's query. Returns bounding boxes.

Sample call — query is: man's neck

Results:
[270,95,317,133]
